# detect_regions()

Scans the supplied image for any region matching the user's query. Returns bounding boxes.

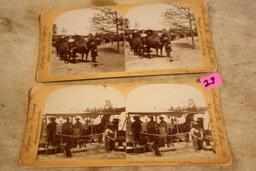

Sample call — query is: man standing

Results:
[88,34,98,63]
[147,116,161,156]
[147,116,157,133]
[159,116,168,147]
[163,36,172,57]
[131,116,142,147]
[73,118,82,148]
[46,117,57,147]
[62,117,73,157]
[190,122,203,151]
[104,122,116,152]
[159,116,168,134]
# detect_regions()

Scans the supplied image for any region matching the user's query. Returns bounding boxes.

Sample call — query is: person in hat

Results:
[62,117,73,157]
[104,122,116,152]
[159,116,168,147]
[73,117,83,148]
[46,117,57,147]
[147,116,161,156]
[159,116,168,133]
[190,122,203,151]
[147,116,157,133]
[87,34,98,63]
[160,30,172,57]
[62,118,72,135]
[131,116,142,147]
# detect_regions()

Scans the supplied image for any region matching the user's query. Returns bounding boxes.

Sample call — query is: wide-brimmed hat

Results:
[159,116,164,120]
[49,117,56,121]
[75,118,80,121]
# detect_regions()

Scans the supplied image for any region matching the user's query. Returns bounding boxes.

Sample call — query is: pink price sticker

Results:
[200,73,222,89]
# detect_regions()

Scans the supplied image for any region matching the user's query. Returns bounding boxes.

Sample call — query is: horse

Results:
[72,37,90,62]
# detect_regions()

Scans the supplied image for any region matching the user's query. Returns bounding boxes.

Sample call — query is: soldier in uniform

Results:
[147,116,157,133]
[131,116,142,147]
[62,117,73,157]
[46,117,57,147]
[162,34,172,57]
[159,116,168,147]
[147,116,161,156]
[73,118,83,148]
[87,34,98,63]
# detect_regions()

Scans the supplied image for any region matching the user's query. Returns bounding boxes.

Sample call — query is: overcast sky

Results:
[54,9,99,35]
[126,84,206,113]
[44,85,125,114]
[125,3,176,30]
[44,84,208,127]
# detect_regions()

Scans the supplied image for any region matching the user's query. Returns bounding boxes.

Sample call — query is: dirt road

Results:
[125,38,202,71]
[51,43,125,76]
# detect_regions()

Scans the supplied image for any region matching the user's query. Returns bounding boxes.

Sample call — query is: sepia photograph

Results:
[36,1,217,82]
[51,8,125,75]
[125,84,215,159]
[124,4,201,71]
[37,85,127,159]
[20,78,232,167]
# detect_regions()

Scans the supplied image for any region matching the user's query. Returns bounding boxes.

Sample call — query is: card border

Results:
[36,0,217,82]
[19,77,232,167]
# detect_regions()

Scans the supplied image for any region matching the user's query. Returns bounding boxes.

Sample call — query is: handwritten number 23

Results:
[204,77,215,87]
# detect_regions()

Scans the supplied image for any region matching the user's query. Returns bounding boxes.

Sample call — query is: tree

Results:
[91,8,124,53]
[163,5,196,49]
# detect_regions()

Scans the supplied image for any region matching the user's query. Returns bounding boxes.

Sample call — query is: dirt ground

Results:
[51,43,125,75]
[38,143,126,160]
[126,142,214,159]
[125,38,201,71]
[38,142,213,160]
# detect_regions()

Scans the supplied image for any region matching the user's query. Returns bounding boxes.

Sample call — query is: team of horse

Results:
[52,29,196,63]
[125,29,197,58]
[52,35,100,64]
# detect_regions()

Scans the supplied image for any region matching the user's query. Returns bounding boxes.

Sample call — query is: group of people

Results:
[130,116,170,156]
[46,117,85,157]
[129,115,208,156]
[52,34,99,64]
[45,116,121,157]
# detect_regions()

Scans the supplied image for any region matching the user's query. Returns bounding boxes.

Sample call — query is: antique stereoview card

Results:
[37,0,217,82]
[19,77,231,167]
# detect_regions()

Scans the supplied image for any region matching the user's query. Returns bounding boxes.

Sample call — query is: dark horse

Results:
[143,32,163,58]
[72,37,90,62]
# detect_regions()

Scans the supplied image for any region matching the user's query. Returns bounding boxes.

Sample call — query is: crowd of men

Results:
[129,115,210,156]
[44,114,211,157]
[45,116,122,157]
